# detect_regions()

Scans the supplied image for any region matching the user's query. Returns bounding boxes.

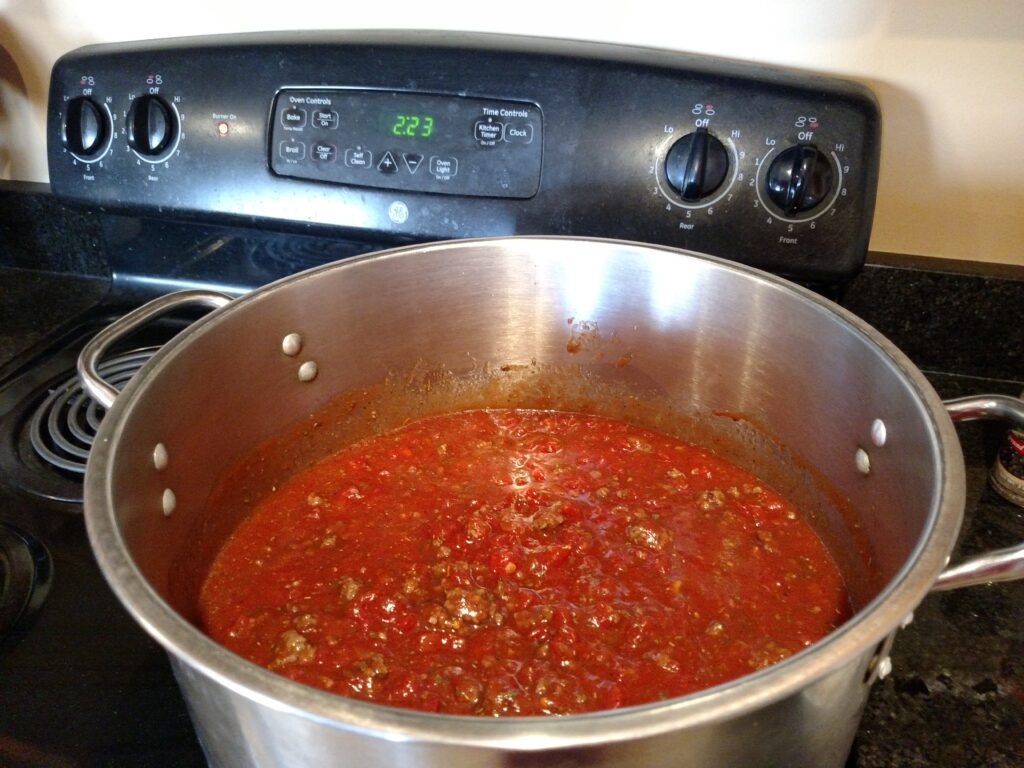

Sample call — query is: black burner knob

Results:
[664,128,728,202]
[63,96,108,158]
[127,95,176,157]
[765,144,833,215]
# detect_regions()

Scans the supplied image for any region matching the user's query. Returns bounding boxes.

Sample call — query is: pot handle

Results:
[931,394,1024,592]
[78,290,233,410]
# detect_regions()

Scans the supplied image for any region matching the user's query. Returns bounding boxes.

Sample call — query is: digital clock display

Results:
[390,114,435,138]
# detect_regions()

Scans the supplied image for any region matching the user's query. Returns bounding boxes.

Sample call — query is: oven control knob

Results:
[63,96,109,158]
[664,127,728,201]
[127,95,177,157]
[765,144,833,215]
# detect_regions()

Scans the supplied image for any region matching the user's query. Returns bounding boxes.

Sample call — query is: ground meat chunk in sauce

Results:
[198,409,850,716]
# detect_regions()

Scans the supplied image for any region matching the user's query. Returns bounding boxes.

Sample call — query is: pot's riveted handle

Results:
[78,290,233,410]
[932,394,1024,592]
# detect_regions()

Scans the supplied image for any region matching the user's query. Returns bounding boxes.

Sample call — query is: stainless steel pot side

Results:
[80,237,1024,768]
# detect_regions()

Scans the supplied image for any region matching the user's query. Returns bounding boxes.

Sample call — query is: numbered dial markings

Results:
[127,94,182,163]
[63,96,115,163]
[753,143,846,224]
[655,129,741,210]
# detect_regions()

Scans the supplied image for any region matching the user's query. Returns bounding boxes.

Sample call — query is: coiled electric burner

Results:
[28,347,158,475]
[0,522,52,649]
[0,343,161,506]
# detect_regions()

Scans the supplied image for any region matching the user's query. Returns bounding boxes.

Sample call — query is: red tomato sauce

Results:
[198,409,850,716]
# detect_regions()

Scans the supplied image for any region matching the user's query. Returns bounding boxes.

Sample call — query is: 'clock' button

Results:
[504,123,534,144]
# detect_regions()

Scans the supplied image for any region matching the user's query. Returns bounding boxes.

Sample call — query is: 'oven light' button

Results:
[429,156,458,180]
[279,139,306,161]
[281,107,307,130]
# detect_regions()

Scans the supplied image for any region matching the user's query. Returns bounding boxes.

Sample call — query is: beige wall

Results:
[1,0,1022,264]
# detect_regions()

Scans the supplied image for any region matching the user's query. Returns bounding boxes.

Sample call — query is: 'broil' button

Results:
[281,107,307,130]
[279,139,306,161]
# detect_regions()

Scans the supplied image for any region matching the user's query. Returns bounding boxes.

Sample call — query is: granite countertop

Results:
[1,195,1022,765]
[841,262,1024,766]
[0,268,109,373]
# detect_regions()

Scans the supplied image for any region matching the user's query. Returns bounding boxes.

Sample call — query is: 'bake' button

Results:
[311,141,337,163]
[344,148,373,168]
[312,109,339,129]
[474,119,503,146]
[377,150,399,174]
[279,139,306,161]
[429,156,458,179]
[504,123,534,144]
[281,107,307,130]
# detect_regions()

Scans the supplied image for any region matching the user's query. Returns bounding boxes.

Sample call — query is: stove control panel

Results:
[270,89,543,198]
[47,33,880,281]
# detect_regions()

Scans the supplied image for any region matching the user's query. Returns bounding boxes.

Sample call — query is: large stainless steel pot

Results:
[80,237,1024,768]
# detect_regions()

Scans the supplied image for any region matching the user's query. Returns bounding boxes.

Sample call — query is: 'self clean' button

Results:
[344,148,373,168]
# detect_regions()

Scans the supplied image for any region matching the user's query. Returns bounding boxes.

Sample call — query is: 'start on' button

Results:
[312,109,339,129]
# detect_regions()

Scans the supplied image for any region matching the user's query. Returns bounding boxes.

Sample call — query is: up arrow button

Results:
[377,151,398,174]
[403,153,424,174]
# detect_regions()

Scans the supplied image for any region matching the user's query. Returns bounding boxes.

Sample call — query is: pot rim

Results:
[84,236,966,749]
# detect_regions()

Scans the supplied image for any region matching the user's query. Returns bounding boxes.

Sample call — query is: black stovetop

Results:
[1,185,1022,767]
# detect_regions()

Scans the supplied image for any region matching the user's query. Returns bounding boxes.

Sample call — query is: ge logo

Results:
[388,201,409,224]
